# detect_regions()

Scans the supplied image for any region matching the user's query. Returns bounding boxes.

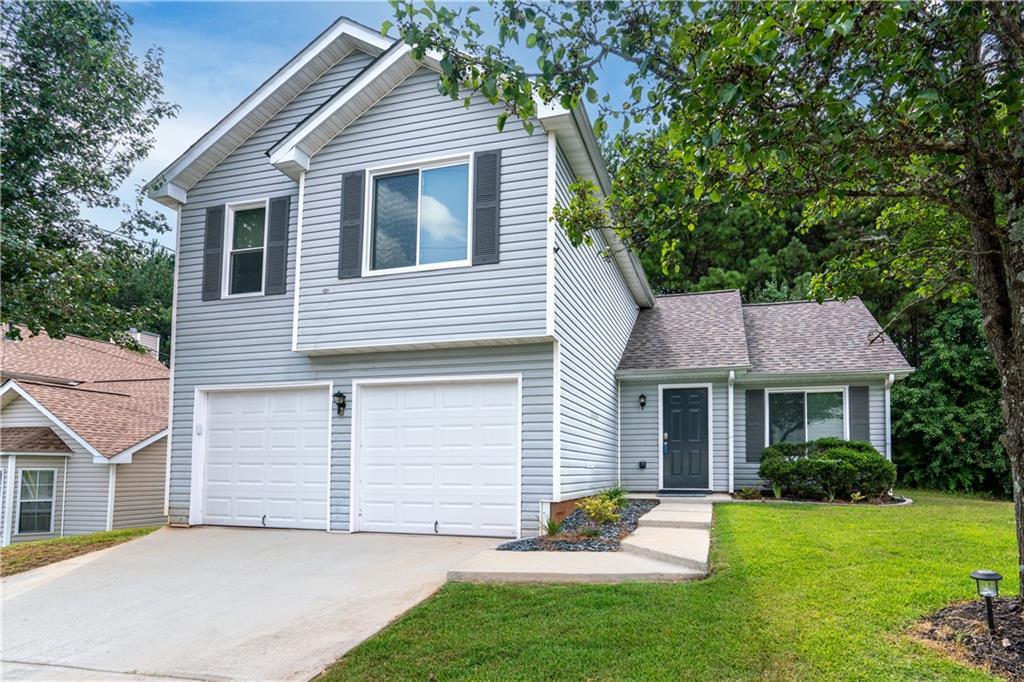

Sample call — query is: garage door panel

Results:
[203,387,328,530]
[357,380,518,538]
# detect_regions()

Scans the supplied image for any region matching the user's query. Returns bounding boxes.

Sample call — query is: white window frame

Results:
[222,198,270,298]
[362,153,474,276]
[765,386,850,446]
[15,467,57,536]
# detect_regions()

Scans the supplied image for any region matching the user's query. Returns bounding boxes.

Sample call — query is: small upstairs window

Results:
[368,159,470,274]
[225,202,268,295]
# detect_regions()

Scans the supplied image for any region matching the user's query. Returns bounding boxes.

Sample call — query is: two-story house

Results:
[148,18,911,538]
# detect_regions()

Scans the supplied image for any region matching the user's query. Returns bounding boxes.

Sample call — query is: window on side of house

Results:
[17,469,55,534]
[368,160,470,273]
[768,389,845,445]
[226,202,268,295]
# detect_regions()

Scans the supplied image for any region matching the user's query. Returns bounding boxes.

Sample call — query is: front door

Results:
[662,387,709,489]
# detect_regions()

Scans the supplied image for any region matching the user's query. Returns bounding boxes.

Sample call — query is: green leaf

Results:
[719,83,739,105]
[876,16,897,38]
[380,20,393,36]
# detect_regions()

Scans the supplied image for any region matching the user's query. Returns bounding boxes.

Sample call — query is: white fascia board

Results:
[146,18,392,204]
[617,366,751,381]
[737,369,914,384]
[150,181,187,209]
[96,429,169,464]
[0,381,105,460]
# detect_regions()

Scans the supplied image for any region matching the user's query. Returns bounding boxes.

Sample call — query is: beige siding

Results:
[112,438,167,529]
[2,395,54,426]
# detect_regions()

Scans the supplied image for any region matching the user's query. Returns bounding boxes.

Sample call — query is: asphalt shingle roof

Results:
[1,329,168,457]
[618,291,912,375]
[1,426,72,453]
[618,290,751,371]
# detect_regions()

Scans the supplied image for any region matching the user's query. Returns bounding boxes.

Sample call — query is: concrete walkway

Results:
[2,527,496,681]
[449,499,713,584]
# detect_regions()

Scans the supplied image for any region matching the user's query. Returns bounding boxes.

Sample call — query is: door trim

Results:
[657,383,713,490]
[189,381,333,529]
[350,373,523,538]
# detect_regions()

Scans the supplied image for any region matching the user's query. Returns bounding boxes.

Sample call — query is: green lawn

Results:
[323,491,1014,681]
[0,526,158,576]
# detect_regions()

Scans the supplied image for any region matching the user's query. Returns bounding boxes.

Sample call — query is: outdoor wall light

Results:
[333,390,347,417]
[971,569,1002,634]
[639,394,647,410]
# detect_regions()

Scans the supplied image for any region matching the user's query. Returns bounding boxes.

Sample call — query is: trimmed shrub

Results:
[601,485,630,509]
[578,495,621,524]
[758,437,896,501]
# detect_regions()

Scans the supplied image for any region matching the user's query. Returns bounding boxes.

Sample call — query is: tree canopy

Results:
[1,0,177,344]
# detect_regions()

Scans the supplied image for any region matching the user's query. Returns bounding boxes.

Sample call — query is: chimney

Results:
[128,328,161,359]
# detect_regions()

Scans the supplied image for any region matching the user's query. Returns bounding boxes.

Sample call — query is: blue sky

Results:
[102,1,628,250]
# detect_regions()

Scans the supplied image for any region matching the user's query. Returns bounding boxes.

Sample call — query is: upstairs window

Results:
[368,159,470,273]
[225,202,267,295]
[18,469,55,534]
[767,389,846,445]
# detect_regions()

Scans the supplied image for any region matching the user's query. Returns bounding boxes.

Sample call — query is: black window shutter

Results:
[338,171,364,279]
[472,149,501,265]
[264,196,290,295]
[745,389,765,462]
[848,385,870,442]
[202,205,225,301]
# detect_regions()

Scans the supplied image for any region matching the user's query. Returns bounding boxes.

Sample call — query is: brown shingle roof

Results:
[618,291,751,372]
[1,426,72,453]
[742,299,912,375]
[1,329,168,457]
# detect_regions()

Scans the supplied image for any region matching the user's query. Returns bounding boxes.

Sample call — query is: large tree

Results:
[1,0,176,344]
[392,1,1024,584]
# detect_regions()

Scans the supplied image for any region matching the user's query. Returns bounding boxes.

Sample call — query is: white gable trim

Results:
[95,429,169,465]
[0,381,104,460]
[146,17,391,207]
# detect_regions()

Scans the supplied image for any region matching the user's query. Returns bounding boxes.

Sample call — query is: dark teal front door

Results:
[662,388,709,489]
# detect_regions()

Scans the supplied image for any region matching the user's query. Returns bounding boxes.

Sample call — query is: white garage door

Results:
[357,379,519,537]
[203,386,329,529]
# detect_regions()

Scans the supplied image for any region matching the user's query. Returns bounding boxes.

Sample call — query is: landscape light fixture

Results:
[639,394,647,410]
[971,569,1002,634]
[333,391,346,417]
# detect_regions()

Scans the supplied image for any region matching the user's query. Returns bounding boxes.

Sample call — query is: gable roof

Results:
[617,291,913,377]
[0,426,72,454]
[618,290,750,372]
[1,330,168,458]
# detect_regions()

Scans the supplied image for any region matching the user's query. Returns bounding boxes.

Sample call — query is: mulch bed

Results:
[915,597,1024,680]
[497,499,659,552]
[733,491,909,505]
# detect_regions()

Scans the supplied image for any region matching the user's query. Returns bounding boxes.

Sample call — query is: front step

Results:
[447,549,705,584]
[639,506,712,529]
[620,526,710,572]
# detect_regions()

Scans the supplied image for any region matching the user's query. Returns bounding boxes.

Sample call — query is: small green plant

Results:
[735,487,763,500]
[578,495,621,524]
[576,526,601,538]
[601,485,630,509]
[544,516,563,536]
[850,491,866,503]
[771,482,783,499]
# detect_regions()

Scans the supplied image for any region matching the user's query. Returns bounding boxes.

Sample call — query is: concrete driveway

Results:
[1,527,496,681]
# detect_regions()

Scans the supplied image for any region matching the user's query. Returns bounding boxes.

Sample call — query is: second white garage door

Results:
[356,378,519,538]
[202,386,329,529]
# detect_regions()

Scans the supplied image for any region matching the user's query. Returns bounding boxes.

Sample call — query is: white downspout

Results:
[3,455,16,546]
[106,464,117,531]
[60,456,68,537]
[884,373,895,461]
[727,371,735,493]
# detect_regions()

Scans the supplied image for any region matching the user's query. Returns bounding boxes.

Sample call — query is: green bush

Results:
[600,485,630,509]
[735,487,763,500]
[578,495,621,524]
[758,438,896,501]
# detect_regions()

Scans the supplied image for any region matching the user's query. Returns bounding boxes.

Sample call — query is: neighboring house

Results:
[147,17,911,538]
[0,330,168,545]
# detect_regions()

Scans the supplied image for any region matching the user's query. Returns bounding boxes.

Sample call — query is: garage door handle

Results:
[434,521,438,534]
[262,515,267,527]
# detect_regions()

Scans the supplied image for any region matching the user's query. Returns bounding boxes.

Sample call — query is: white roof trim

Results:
[0,381,104,459]
[146,17,392,207]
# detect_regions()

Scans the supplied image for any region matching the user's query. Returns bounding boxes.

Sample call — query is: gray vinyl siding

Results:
[169,344,553,534]
[733,379,888,488]
[112,438,167,529]
[296,66,550,348]
[553,147,638,499]
[1,396,109,538]
[618,379,730,492]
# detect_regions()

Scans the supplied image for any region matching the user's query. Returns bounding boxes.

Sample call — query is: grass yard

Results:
[324,491,1015,681]
[0,526,158,576]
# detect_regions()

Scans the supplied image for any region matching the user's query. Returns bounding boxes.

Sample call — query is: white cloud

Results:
[420,194,466,243]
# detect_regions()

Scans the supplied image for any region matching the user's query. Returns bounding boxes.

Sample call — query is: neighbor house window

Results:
[768,389,846,445]
[369,160,470,272]
[226,202,267,295]
[17,469,55,534]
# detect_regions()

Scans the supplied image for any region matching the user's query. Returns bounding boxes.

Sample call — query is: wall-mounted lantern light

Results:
[639,394,647,410]
[333,390,347,417]
[971,569,1002,634]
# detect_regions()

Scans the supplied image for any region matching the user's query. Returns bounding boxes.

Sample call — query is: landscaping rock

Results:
[498,500,659,552]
